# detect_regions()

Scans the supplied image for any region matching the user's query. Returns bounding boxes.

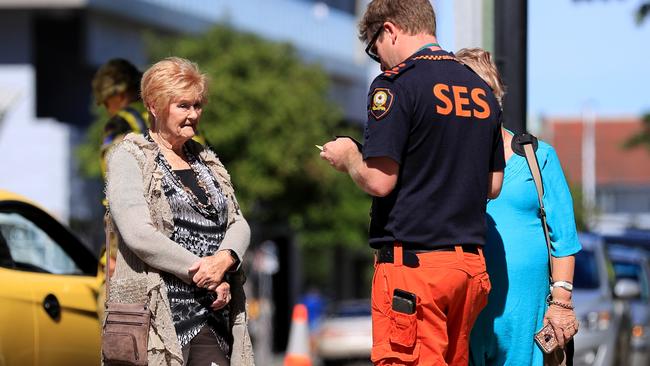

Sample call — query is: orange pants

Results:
[371,243,491,366]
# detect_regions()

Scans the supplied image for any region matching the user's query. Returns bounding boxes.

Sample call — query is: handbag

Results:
[513,133,575,366]
[101,213,150,366]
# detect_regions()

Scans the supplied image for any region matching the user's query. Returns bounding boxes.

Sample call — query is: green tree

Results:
[76,105,109,179]
[569,184,589,232]
[629,2,649,151]
[574,0,650,23]
[636,1,650,23]
[624,113,650,152]
[77,26,372,282]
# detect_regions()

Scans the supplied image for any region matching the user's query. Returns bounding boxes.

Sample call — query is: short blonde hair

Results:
[140,57,208,127]
[456,48,505,107]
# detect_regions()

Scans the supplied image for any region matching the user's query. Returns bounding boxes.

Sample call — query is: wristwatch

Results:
[226,249,240,267]
[551,281,573,292]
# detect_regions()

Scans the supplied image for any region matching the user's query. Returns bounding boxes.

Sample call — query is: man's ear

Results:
[383,21,399,44]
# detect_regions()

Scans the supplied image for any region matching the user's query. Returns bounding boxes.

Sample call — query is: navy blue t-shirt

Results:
[363,48,505,249]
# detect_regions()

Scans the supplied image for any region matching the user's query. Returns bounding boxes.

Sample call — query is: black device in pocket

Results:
[392,288,417,314]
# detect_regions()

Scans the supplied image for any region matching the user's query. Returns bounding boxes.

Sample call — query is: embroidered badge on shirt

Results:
[370,88,394,120]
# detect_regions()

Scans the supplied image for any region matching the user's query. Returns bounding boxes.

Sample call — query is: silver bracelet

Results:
[551,281,573,292]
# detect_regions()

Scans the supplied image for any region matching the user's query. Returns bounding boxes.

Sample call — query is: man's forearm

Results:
[346,151,374,194]
[320,138,398,197]
[346,152,397,197]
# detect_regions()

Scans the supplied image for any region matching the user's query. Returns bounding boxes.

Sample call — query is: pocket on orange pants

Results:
[371,340,420,365]
[371,308,420,365]
[476,272,491,308]
[389,308,417,348]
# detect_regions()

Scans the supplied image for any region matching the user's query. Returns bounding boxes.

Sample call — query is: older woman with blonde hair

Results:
[456,48,580,366]
[105,57,254,365]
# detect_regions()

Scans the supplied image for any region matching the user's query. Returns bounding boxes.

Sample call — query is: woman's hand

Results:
[547,256,578,348]
[210,281,231,311]
[188,250,236,290]
[543,303,579,348]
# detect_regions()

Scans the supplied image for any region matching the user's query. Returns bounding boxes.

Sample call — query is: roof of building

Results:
[544,116,650,185]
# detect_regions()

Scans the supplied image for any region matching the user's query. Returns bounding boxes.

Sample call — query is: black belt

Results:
[376,244,480,267]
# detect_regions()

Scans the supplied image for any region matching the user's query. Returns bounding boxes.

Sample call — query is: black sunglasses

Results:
[365,26,384,63]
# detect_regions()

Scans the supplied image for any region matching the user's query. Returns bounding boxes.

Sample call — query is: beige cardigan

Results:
[105,133,254,365]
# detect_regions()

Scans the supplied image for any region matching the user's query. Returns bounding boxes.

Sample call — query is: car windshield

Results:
[574,250,600,289]
[0,212,82,275]
[613,261,641,281]
[612,260,649,299]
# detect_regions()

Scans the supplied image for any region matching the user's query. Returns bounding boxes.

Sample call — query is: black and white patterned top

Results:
[152,137,232,353]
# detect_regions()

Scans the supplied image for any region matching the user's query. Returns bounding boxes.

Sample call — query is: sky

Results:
[433,0,650,119]
[528,0,650,118]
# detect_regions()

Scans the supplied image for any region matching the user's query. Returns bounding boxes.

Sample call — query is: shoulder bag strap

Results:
[518,136,554,286]
[104,213,112,307]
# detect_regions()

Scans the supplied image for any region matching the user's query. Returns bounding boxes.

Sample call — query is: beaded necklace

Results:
[146,132,220,218]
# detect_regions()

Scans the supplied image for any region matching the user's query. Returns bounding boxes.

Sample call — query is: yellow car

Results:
[0,190,102,366]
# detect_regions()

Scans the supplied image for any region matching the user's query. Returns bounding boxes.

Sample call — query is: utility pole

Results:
[582,104,597,229]
[494,0,528,133]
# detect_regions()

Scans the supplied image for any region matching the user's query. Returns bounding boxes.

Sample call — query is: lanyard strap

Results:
[417,43,440,52]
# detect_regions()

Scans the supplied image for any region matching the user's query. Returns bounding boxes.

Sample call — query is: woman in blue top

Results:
[456,48,582,366]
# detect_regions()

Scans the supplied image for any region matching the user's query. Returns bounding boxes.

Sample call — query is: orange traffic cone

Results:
[284,303,312,366]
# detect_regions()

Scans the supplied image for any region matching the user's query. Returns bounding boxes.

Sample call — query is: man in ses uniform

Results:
[320,0,505,364]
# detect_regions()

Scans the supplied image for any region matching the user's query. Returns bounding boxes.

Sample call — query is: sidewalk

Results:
[269,354,372,366]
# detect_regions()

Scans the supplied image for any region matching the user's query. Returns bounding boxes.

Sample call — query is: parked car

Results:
[607,244,650,366]
[603,230,650,251]
[0,190,102,365]
[315,299,372,366]
[572,233,636,366]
